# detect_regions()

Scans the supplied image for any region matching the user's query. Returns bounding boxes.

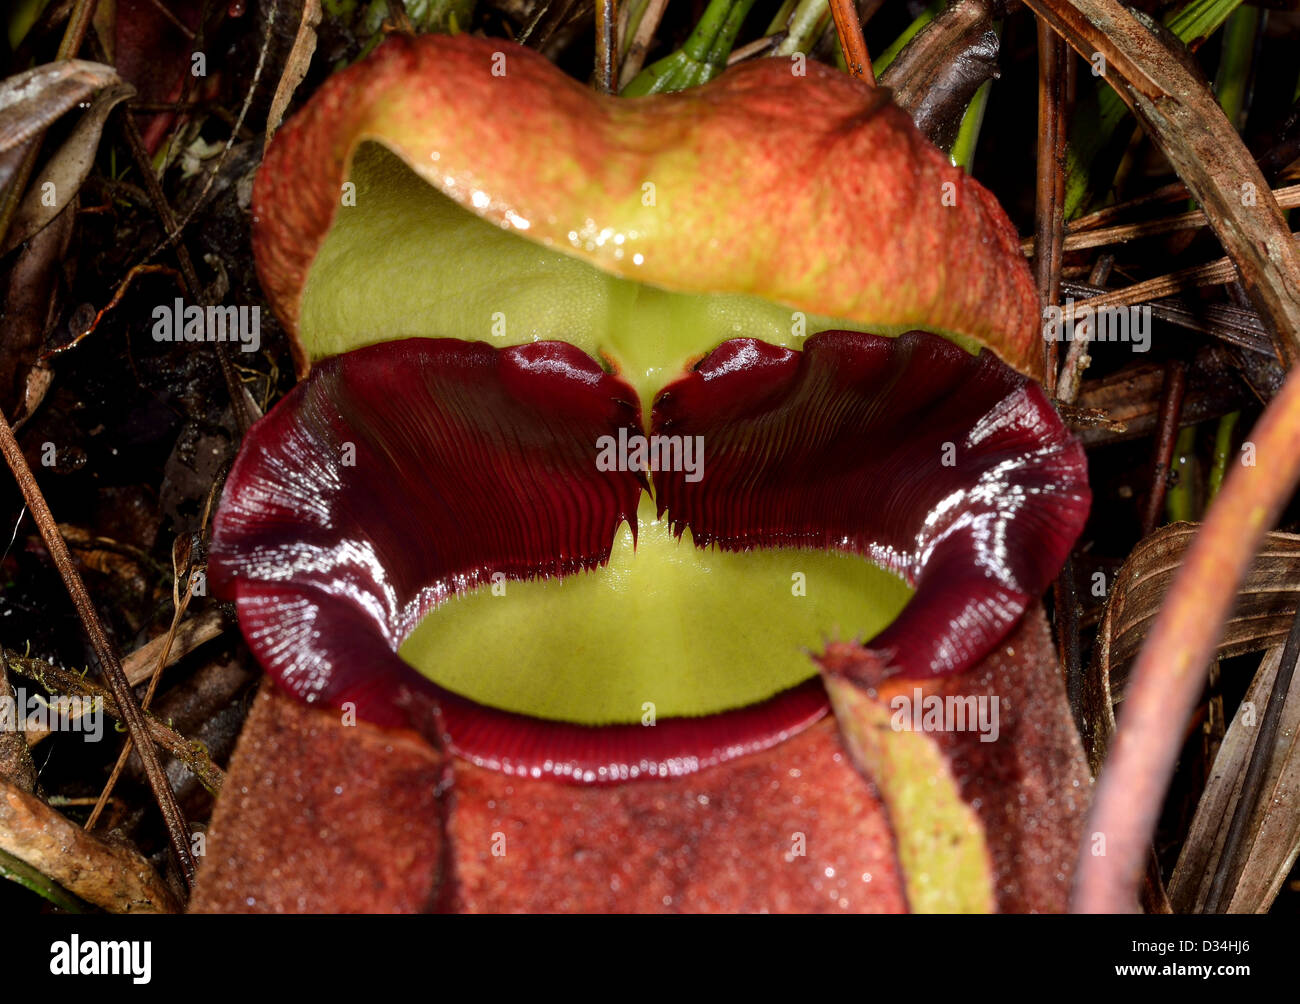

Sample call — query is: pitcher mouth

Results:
[208,329,1089,784]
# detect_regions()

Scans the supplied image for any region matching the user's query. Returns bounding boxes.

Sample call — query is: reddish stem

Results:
[829,0,875,85]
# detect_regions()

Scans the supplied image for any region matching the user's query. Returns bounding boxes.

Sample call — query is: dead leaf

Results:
[0,60,119,188]
[1169,645,1300,913]
[0,196,73,421]
[878,0,1000,151]
[265,0,321,147]
[1088,524,1300,772]
[2,82,135,255]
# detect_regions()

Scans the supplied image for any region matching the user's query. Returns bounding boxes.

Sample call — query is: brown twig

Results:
[1058,161,1297,239]
[1033,19,1069,395]
[621,0,669,81]
[1055,252,1111,737]
[3,648,225,795]
[143,0,195,39]
[1021,0,1300,369]
[1140,360,1187,536]
[24,607,225,744]
[85,541,196,830]
[1066,180,1193,233]
[1061,286,1271,359]
[1059,236,1298,328]
[728,33,784,64]
[1055,556,1085,731]
[1022,182,1300,255]
[595,0,620,93]
[1057,254,1113,403]
[41,264,182,360]
[828,0,874,84]
[0,410,198,888]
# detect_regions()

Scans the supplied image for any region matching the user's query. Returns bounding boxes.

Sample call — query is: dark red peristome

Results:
[209,337,642,724]
[208,337,830,782]
[653,330,1091,685]
[210,332,1090,784]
